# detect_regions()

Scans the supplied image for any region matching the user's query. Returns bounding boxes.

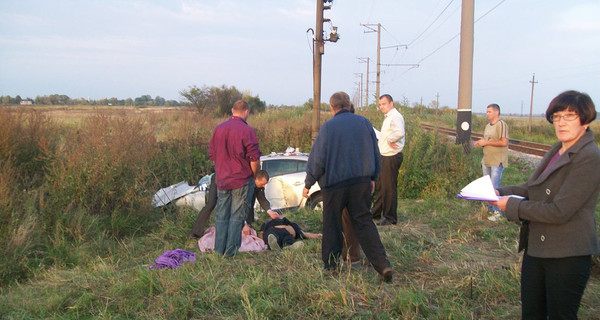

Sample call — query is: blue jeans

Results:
[214,180,250,257]
[482,164,504,214]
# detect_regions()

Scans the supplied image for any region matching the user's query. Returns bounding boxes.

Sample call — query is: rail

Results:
[420,123,552,157]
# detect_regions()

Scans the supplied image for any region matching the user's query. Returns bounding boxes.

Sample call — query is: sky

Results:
[1,0,599,115]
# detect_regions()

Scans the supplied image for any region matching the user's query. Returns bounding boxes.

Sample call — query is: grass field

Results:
[0,105,598,319]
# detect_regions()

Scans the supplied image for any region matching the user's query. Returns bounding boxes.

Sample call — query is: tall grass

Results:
[0,106,598,319]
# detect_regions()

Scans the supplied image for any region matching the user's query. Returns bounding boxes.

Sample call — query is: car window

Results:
[262,159,307,177]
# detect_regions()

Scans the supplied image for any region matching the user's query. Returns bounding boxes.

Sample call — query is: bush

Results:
[398,124,480,199]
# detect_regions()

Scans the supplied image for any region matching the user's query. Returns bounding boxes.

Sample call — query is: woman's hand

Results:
[490,196,509,212]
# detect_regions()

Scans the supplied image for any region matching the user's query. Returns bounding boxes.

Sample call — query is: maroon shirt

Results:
[209,116,261,190]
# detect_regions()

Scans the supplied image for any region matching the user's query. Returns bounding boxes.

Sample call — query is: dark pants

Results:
[191,176,218,237]
[372,152,403,223]
[342,207,361,263]
[263,227,296,249]
[521,253,591,320]
[322,181,390,274]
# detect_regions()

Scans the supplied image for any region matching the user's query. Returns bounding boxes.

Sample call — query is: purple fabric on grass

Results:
[149,249,196,269]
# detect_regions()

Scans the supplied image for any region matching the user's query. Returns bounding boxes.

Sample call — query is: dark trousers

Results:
[322,182,390,274]
[372,152,403,223]
[342,207,361,263]
[263,228,296,249]
[521,253,591,320]
[191,177,218,237]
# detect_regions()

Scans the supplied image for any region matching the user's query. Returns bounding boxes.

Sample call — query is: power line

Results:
[407,0,455,46]
[384,0,508,85]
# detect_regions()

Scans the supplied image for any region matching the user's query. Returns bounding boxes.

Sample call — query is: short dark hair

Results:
[545,90,596,125]
[255,169,269,181]
[232,100,249,112]
[329,92,351,110]
[487,103,500,114]
[379,94,393,103]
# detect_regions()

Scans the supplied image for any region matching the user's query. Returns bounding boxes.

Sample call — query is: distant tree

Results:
[15,95,22,104]
[213,85,243,116]
[1,96,10,105]
[154,96,166,106]
[247,95,266,114]
[134,95,152,106]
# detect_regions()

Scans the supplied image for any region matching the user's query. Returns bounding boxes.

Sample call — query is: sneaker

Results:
[488,211,503,222]
[283,240,304,250]
[268,234,281,250]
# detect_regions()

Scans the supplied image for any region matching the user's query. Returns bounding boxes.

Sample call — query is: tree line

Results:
[0,94,181,107]
[1,84,270,116]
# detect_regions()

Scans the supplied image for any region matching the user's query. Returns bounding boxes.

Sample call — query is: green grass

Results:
[1,106,598,319]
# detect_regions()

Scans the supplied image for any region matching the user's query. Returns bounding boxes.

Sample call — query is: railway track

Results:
[421,123,552,157]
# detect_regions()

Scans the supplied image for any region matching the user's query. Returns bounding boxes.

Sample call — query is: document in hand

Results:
[457,175,499,202]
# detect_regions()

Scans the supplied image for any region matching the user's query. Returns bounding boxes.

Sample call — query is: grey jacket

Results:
[499,129,600,258]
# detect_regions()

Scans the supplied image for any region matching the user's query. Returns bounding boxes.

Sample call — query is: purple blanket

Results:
[149,249,196,269]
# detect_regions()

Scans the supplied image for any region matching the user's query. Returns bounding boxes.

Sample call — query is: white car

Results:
[153,151,322,212]
[260,152,322,211]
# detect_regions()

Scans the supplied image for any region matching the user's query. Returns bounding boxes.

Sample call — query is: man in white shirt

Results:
[372,94,405,226]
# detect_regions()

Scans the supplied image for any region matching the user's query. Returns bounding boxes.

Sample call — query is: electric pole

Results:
[354,72,363,108]
[528,73,538,133]
[436,92,440,117]
[358,57,370,108]
[456,0,474,153]
[360,24,381,100]
[311,0,338,141]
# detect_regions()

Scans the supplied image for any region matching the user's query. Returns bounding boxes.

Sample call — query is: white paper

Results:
[457,175,499,202]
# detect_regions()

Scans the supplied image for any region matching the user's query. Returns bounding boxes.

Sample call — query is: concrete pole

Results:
[312,0,324,141]
[456,0,474,153]
[376,23,381,100]
[528,73,537,133]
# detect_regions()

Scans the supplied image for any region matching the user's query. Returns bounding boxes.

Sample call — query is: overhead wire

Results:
[384,0,508,86]
[407,0,455,47]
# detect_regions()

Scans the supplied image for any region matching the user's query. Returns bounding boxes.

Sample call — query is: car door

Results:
[261,159,307,210]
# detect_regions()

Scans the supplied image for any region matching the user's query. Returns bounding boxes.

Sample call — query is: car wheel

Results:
[308,193,323,211]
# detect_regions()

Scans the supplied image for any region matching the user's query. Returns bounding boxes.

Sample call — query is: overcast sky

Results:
[1,0,599,115]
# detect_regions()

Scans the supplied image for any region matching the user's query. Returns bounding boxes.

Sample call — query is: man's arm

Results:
[250,160,260,176]
[476,137,508,147]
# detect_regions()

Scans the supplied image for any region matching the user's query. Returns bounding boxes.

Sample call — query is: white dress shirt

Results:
[378,107,405,156]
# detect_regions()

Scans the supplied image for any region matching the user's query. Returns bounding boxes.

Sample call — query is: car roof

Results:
[260,152,309,161]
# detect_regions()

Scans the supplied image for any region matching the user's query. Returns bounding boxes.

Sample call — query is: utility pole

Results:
[358,57,370,108]
[361,23,380,100]
[311,0,337,141]
[354,72,363,108]
[528,73,538,133]
[456,0,474,153]
[436,92,440,117]
[376,23,381,99]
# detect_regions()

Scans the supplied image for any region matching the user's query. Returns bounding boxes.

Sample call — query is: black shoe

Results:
[377,219,395,226]
[381,267,393,283]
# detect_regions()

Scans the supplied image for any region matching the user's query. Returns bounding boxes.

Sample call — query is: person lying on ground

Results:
[260,217,322,250]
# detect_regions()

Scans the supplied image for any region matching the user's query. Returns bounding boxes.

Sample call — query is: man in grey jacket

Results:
[303,91,393,282]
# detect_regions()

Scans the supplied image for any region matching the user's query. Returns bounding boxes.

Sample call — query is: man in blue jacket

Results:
[303,91,393,282]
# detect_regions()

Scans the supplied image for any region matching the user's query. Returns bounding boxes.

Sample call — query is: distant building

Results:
[20,100,33,105]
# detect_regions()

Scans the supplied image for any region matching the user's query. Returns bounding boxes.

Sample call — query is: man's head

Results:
[231,100,250,120]
[254,169,270,188]
[486,103,500,123]
[378,94,394,114]
[329,92,351,114]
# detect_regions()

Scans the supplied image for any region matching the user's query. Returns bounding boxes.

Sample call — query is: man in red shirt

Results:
[209,100,261,257]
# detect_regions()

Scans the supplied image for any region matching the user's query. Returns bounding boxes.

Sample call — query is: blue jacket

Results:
[305,109,381,190]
